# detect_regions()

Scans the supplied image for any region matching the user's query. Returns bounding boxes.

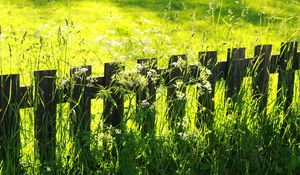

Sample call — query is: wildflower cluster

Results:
[111,61,159,92]
[112,69,148,91]
[73,67,89,78]
[95,125,121,149]
[94,25,175,62]
[194,61,212,95]
[174,80,186,100]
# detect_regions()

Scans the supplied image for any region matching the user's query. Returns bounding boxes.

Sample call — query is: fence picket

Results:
[252,45,272,113]
[167,54,187,131]
[103,62,125,127]
[70,65,93,170]
[277,41,298,112]
[197,51,217,127]
[136,58,157,135]
[34,70,57,168]
[226,48,247,104]
[0,41,299,173]
[0,74,21,174]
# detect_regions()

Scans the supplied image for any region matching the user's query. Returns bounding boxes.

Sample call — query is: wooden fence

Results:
[0,41,299,172]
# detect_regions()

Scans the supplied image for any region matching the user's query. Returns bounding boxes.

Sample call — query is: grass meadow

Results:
[0,0,299,174]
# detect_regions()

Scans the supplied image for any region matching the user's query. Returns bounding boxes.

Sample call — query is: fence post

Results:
[136,58,157,135]
[277,41,298,112]
[69,65,93,171]
[167,54,187,131]
[34,70,57,170]
[103,62,125,128]
[0,74,21,174]
[277,42,298,137]
[226,48,247,105]
[252,45,272,114]
[197,51,217,127]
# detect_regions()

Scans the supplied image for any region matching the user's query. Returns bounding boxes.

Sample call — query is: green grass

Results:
[0,0,299,174]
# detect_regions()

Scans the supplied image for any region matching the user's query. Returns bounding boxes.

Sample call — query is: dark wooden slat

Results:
[188,64,197,79]
[197,51,217,127]
[56,86,70,104]
[103,62,125,127]
[69,65,93,171]
[157,67,167,85]
[277,41,298,112]
[34,70,57,168]
[252,45,272,113]
[0,74,21,174]
[226,48,247,102]
[199,51,218,68]
[167,54,187,131]
[156,68,165,75]
[55,76,105,104]
[269,54,279,73]
[136,58,157,135]
[216,61,228,80]
[89,76,105,99]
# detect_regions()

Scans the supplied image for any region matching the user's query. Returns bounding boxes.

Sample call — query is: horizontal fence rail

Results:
[0,41,299,173]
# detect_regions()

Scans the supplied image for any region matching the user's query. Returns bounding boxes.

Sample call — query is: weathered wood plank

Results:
[34,70,57,168]
[197,51,217,126]
[136,58,157,135]
[252,45,272,113]
[0,74,21,174]
[103,62,125,127]
[167,54,187,131]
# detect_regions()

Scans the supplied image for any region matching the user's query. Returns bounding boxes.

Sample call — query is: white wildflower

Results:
[194,83,202,89]
[164,35,171,42]
[170,49,178,54]
[137,64,143,71]
[133,29,141,35]
[176,91,186,100]
[178,132,188,140]
[60,79,69,86]
[112,52,119,59]
[120,55,126,61]
[141,37,150,44]
[0,33,6,42]
[94,35,106,43]
[171,62,178,67]
[147,69,157,77]
[106,30,117,35]
[175,80,183,89]
[141,100,150,108]
[141,18,152,24]
[110,40,124,49]
[206,69,212,75]
[115,129,121,134]
[79,67,88,74]
[177,58,187,68]
[143,47,155,54]
[46,167,51,172]
[203,81,212,92]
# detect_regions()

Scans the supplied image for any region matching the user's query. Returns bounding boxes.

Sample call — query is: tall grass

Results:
[0,0,299,174]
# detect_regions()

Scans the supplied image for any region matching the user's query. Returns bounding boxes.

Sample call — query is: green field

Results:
[1,0,299,76]
[0,0,300,174]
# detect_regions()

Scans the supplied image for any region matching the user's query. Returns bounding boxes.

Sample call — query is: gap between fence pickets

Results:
[10,50,300,109]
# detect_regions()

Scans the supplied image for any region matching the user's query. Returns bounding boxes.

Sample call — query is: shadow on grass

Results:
[20,0,74,6]
[20,0,296,26]
[111,0,293,25]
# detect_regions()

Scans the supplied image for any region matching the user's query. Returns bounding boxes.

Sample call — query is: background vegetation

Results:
[0,0,299,174]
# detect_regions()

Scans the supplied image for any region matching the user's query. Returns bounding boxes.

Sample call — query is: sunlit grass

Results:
[0,0,299,174]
